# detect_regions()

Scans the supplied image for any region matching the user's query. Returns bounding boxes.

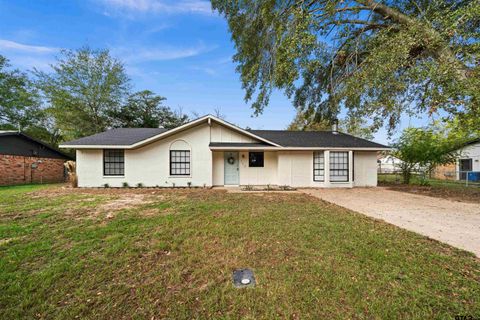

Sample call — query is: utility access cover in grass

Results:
[233,269,255,288]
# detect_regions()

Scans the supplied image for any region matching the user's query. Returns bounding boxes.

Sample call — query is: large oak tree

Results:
[211,0,480,132]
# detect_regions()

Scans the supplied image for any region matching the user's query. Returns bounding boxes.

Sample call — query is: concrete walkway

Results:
[301,188,480,257]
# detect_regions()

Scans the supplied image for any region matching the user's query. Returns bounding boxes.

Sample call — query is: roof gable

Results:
[60,115,280,149]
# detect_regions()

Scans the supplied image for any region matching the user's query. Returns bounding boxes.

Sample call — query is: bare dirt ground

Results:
[302,187,480,257]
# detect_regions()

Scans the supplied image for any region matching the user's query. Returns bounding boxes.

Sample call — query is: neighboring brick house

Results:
[0,131,73,186]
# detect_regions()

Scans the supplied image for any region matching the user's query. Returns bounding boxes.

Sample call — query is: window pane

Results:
[313,151,324,181]
[104,149,125,176]
[249,152,264,167]
[329,152,348,182]
[170,150,191,175]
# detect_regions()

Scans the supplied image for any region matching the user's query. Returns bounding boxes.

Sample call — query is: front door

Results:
[459,159,473,180]
[224,152,239,185]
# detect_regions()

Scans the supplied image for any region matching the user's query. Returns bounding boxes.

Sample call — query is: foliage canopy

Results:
[212,0,480,132]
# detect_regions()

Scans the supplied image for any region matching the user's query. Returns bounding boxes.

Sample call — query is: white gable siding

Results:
[210,122,258,143]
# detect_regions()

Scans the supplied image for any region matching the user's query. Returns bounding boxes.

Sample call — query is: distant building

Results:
[0,131,73,186]
[377,154,402,173]
[433,138,480,181]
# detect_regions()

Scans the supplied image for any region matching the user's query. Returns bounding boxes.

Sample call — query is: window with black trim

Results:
[313,151,325,181]
[104,149,124,176]
[329,151,349,182]
[170,150,190,175]
[249,152,264,167]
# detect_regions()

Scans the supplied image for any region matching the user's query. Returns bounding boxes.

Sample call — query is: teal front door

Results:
[224,152,239,185]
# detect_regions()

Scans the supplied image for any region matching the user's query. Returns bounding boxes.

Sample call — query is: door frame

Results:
[224,151,240,185]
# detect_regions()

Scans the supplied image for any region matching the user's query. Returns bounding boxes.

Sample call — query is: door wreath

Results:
[227,156,235,165]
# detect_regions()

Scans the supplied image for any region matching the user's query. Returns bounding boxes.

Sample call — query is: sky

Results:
[0,0,431,144]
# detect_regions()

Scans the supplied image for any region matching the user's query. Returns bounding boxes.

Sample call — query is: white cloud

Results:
[112,43,216,63]
[0,39,58,54]
[0,39,58,71]
[99,0,214,16]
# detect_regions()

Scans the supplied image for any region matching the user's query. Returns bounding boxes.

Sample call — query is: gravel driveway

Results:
[302,188,480,257]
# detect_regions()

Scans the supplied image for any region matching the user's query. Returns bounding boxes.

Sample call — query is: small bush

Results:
[187,182,192,188]
[122,182,129,188]
[243,185,254,191]
[418,176,431,186]
[136,182,144,188]
[103,183,109,188]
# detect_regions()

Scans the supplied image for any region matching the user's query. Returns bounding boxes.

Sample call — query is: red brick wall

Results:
[0,155,67,186]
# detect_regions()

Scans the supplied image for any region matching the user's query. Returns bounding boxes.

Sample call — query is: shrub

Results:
[187,182,192,188]
[122,182,129,188]
[103,183,109,188]
[136,182,144,188]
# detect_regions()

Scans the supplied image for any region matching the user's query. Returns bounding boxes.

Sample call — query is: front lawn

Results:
[1,185,479,319]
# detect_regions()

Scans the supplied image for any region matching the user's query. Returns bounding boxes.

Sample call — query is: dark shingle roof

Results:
[209,142,271,148]
[0,131,73,159]
[63,128,168,146]
[61,124,388,149]
[249,130,389,148]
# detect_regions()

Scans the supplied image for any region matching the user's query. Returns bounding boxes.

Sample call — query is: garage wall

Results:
[353,151,378,187]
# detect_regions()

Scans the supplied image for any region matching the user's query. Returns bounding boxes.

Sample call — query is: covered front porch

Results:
[210,145,365,188]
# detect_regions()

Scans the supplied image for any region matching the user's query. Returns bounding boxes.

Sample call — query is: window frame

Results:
[329,151,349,182]
[313,151,325,182]
[103,149,125,176]
[248,152,264,167]
[169,150,191,176]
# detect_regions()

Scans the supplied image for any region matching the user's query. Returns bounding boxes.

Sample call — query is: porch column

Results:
[324,150,330,186]
[348,150,353,185]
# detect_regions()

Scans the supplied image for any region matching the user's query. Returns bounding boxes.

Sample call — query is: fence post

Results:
[466,171,469,187]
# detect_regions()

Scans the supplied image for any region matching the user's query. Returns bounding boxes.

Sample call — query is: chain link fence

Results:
[378,167,480,187]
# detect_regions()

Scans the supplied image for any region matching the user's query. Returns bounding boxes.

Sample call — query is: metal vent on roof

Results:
[233,269,256,288]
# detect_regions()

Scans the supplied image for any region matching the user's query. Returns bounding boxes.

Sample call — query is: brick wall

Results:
[0,155,67,186]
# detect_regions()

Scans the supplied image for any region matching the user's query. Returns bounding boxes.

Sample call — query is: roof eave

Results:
[209,146,391,151]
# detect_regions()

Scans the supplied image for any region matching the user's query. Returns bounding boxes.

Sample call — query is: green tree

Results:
[288,109,374,139]
[35,47,130,140]
[212,0,480,132]
[0,55,40,130]
[111,90,189,129]
[393,127,464,184]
